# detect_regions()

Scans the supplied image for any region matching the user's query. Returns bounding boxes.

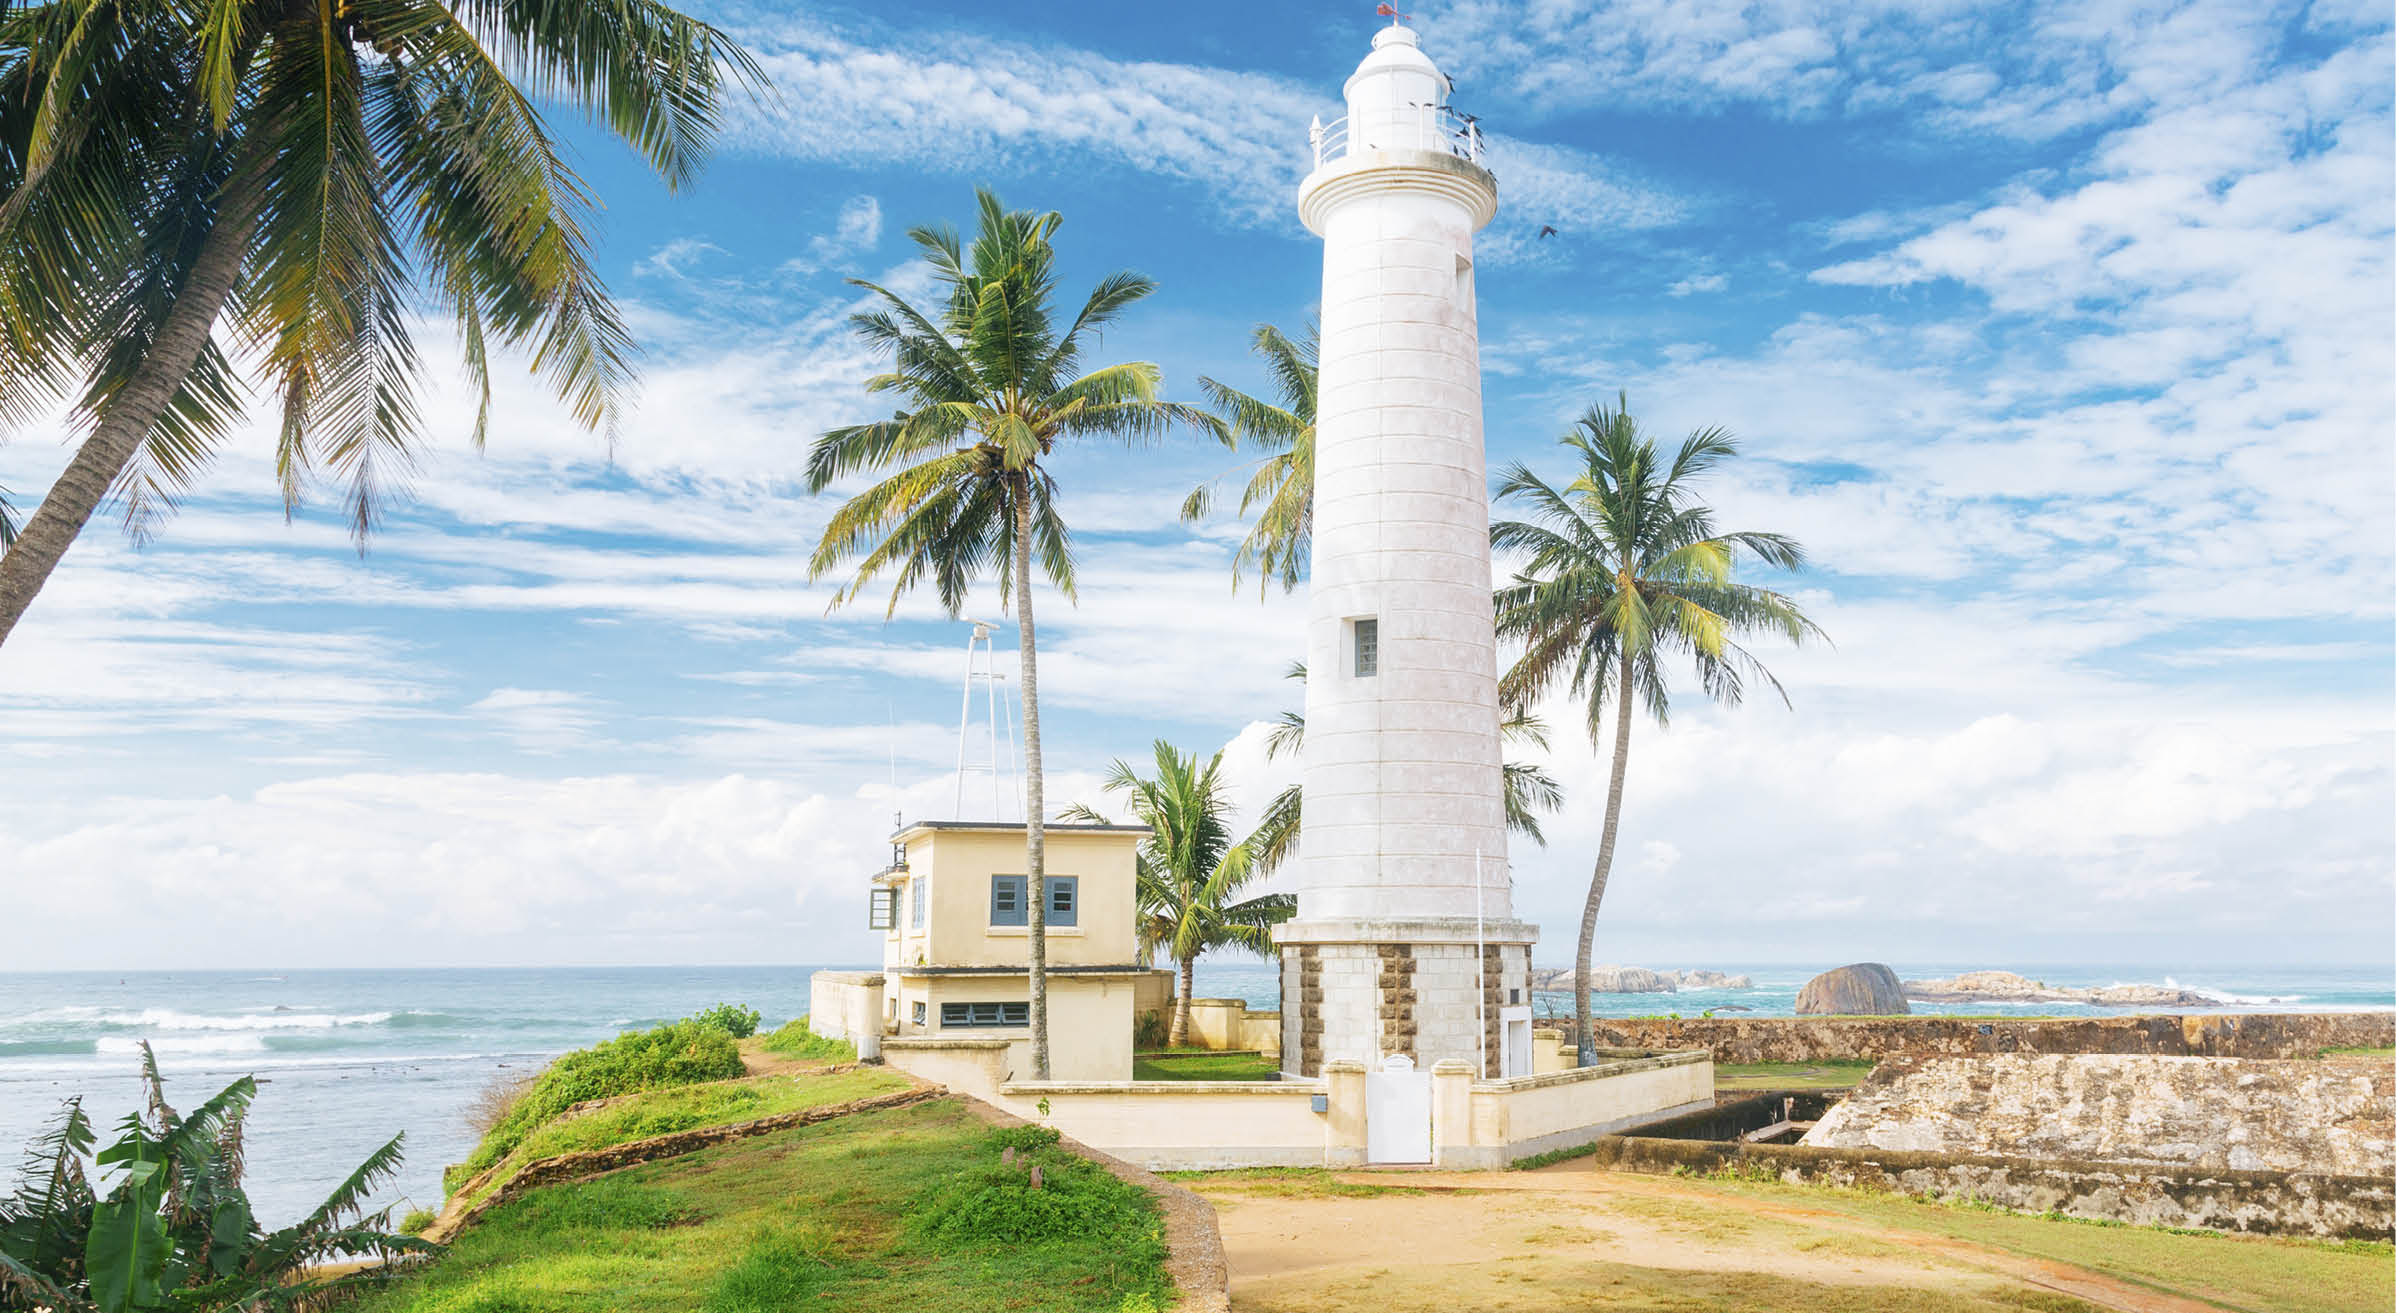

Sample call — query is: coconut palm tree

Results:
[0,0,763,648]
[1180,321,1314,595]
[1247,662,1564,875]
[806,189,1219,1080]
[1062,740,1295,1047]
[1492,393,1823,1063]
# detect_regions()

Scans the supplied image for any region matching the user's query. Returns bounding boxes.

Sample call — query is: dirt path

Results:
[1189,1167,2234,1313]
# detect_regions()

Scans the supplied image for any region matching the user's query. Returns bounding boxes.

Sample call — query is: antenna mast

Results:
[954,619,1021,820]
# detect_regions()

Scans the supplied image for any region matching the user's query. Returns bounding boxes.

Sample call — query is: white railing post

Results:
[1310,114,1324,168]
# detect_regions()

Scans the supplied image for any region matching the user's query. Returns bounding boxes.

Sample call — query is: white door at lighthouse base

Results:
[1365,1054,1432,1164]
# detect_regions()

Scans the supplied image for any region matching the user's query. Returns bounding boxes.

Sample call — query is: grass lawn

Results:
[2317,1046,2394,1059]
[1132,1049,1279,1082]
[457,1067,915,1212]
[361,1099,1174,1313]
[1713,1060,1878,1091]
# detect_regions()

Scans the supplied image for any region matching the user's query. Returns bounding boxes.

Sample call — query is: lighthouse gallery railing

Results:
[1311,106,1486,169]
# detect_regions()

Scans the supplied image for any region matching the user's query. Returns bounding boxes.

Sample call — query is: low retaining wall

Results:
[806,971,885,1060]
[428,1085,941,1242]
[1182,998,1283,1058]
[1587,1012,2394,1063]
[1586,1135,2395,1240]
[886,1035,1711,1171]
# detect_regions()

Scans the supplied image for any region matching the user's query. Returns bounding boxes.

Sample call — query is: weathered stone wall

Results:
[1585,1135,2394,1240]
[1803,1054,2394,1176]
[1586,1012,2394,1063]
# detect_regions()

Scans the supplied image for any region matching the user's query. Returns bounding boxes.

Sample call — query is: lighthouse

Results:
[1278,22,1537,1079]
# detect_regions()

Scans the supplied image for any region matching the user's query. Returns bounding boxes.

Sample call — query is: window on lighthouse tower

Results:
[1352,617,1379,678]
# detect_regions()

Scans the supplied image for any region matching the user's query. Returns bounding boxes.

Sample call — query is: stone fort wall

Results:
[1585,1011,2394,1064]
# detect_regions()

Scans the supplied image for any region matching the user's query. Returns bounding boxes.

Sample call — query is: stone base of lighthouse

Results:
[1276,918,1537,1078]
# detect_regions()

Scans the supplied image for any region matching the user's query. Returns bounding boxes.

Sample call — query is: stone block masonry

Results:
[1586,1012,2395,1064]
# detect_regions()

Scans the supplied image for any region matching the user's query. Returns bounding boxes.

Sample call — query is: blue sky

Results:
[2,0,2389,974]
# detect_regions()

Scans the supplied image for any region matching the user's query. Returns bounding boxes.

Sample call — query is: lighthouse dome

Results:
[1344,24,1446,125]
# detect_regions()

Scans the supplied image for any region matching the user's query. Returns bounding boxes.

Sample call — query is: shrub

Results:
[1133,1008,1169,1049]
[468,1066,539,1137]
[693,1002,763,1039]
[757,1016,855,1061]
[906,1130,1160,1249]
[400,1206,439,1235]
[453,1019,744,1186]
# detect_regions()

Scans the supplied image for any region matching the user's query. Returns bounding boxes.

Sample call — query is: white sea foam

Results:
[96,1034,266,1056]
[93,1008,393,1032]
[2140,978,2308,1007]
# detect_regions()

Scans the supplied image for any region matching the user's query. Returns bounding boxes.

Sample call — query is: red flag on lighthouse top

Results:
[1375,3,1409,21]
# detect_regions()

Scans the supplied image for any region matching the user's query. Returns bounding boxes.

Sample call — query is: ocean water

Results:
[1,962,2386,1226]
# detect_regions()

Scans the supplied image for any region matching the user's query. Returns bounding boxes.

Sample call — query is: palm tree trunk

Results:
[1171,955,1195,1048]
[1575,645,1637,1066]
[1011,480,1050,1081]
[0,161,266,650]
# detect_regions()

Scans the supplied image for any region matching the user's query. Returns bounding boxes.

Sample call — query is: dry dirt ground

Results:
[1186,1165,2377,1313]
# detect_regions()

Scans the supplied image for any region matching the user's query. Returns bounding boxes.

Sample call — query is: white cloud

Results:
[1666,273,1727,297]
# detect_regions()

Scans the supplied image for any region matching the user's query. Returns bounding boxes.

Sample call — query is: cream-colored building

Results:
[815,820,1160,1083]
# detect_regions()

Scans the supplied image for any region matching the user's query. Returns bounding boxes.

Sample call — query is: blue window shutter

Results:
[1045,876,1078,927]
[990,875,1027,926]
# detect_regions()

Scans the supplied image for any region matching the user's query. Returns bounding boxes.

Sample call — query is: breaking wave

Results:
[91,1009,393,1032]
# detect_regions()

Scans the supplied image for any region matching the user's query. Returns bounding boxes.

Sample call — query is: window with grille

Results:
[940,1001,1029,1028]
[1045,876,1077,927]
[867,887,897,930]
[989,875,1027,926]
[912,1000,926,1025]
[909,876,925,928]
[1353,617,1378,677]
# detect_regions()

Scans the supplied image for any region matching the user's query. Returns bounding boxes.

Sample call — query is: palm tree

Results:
[1492,394,1824,1063]
[805,189,1219,1080]
[1247,662,1564,875]
[1180,321,1314,594]
[0,0,762,649]
[1063,740,1295,1048]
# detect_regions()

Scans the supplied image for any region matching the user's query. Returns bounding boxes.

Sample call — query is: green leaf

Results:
[86,1161,169,1312]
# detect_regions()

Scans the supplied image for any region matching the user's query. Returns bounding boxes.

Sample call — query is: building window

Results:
[867,887,898,930]
[909,876,925,929]
[941,1001,1029,1028]
[990,875,1028,926]
[1353,617,1378,678]
[1045,876,1078,927]
[1455,253,1475,307]
[912,1000,927,1025]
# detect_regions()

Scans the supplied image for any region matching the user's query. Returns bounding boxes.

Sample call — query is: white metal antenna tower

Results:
[953,619,1021,820]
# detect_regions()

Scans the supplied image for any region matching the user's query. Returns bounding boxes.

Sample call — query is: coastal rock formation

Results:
[1800,1053,2396,1177]
[1903,970,2212,1008]
[1586,1012,2396,1064]
[1795,963,1909,1015]
[1527,967,1755,994]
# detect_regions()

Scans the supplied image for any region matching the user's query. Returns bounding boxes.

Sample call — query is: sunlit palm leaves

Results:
[0,0,763,643]
[1492,392,1823,1060]
[1182,321,1316,594]
[1063,739,1295,1047]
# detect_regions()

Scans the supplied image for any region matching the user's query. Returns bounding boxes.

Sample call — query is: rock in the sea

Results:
[1528,965,1676,994]
[1669,970,1755,991]
[1795,963,1910,1015]
[1902,970,2212,1008]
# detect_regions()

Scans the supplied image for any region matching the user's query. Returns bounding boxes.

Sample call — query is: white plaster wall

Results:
[1299,133,1508,925]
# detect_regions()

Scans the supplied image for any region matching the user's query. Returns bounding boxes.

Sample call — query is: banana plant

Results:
[0,1044,430,1311]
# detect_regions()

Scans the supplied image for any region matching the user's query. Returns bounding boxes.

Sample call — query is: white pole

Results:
[1475,848,1487,1079]
[984,638,1002,820]
[954,625,979,817]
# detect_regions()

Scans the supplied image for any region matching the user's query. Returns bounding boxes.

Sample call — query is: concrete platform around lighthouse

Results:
[1276,916,1537,1079]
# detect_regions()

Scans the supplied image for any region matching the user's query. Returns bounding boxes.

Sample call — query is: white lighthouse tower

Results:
[1277,22,1536,1079]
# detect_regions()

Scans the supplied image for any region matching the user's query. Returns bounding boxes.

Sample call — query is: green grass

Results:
[358,1099,1174,1313]
[1676,1172,2395,1313]
[1714,1060,1878,1091]
[448,1019,746,1191]
[756,1017,855,1061]
[456,1068,912,1213]
[1131,1049,1279,1082]
[2316,1046,2394,1059]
